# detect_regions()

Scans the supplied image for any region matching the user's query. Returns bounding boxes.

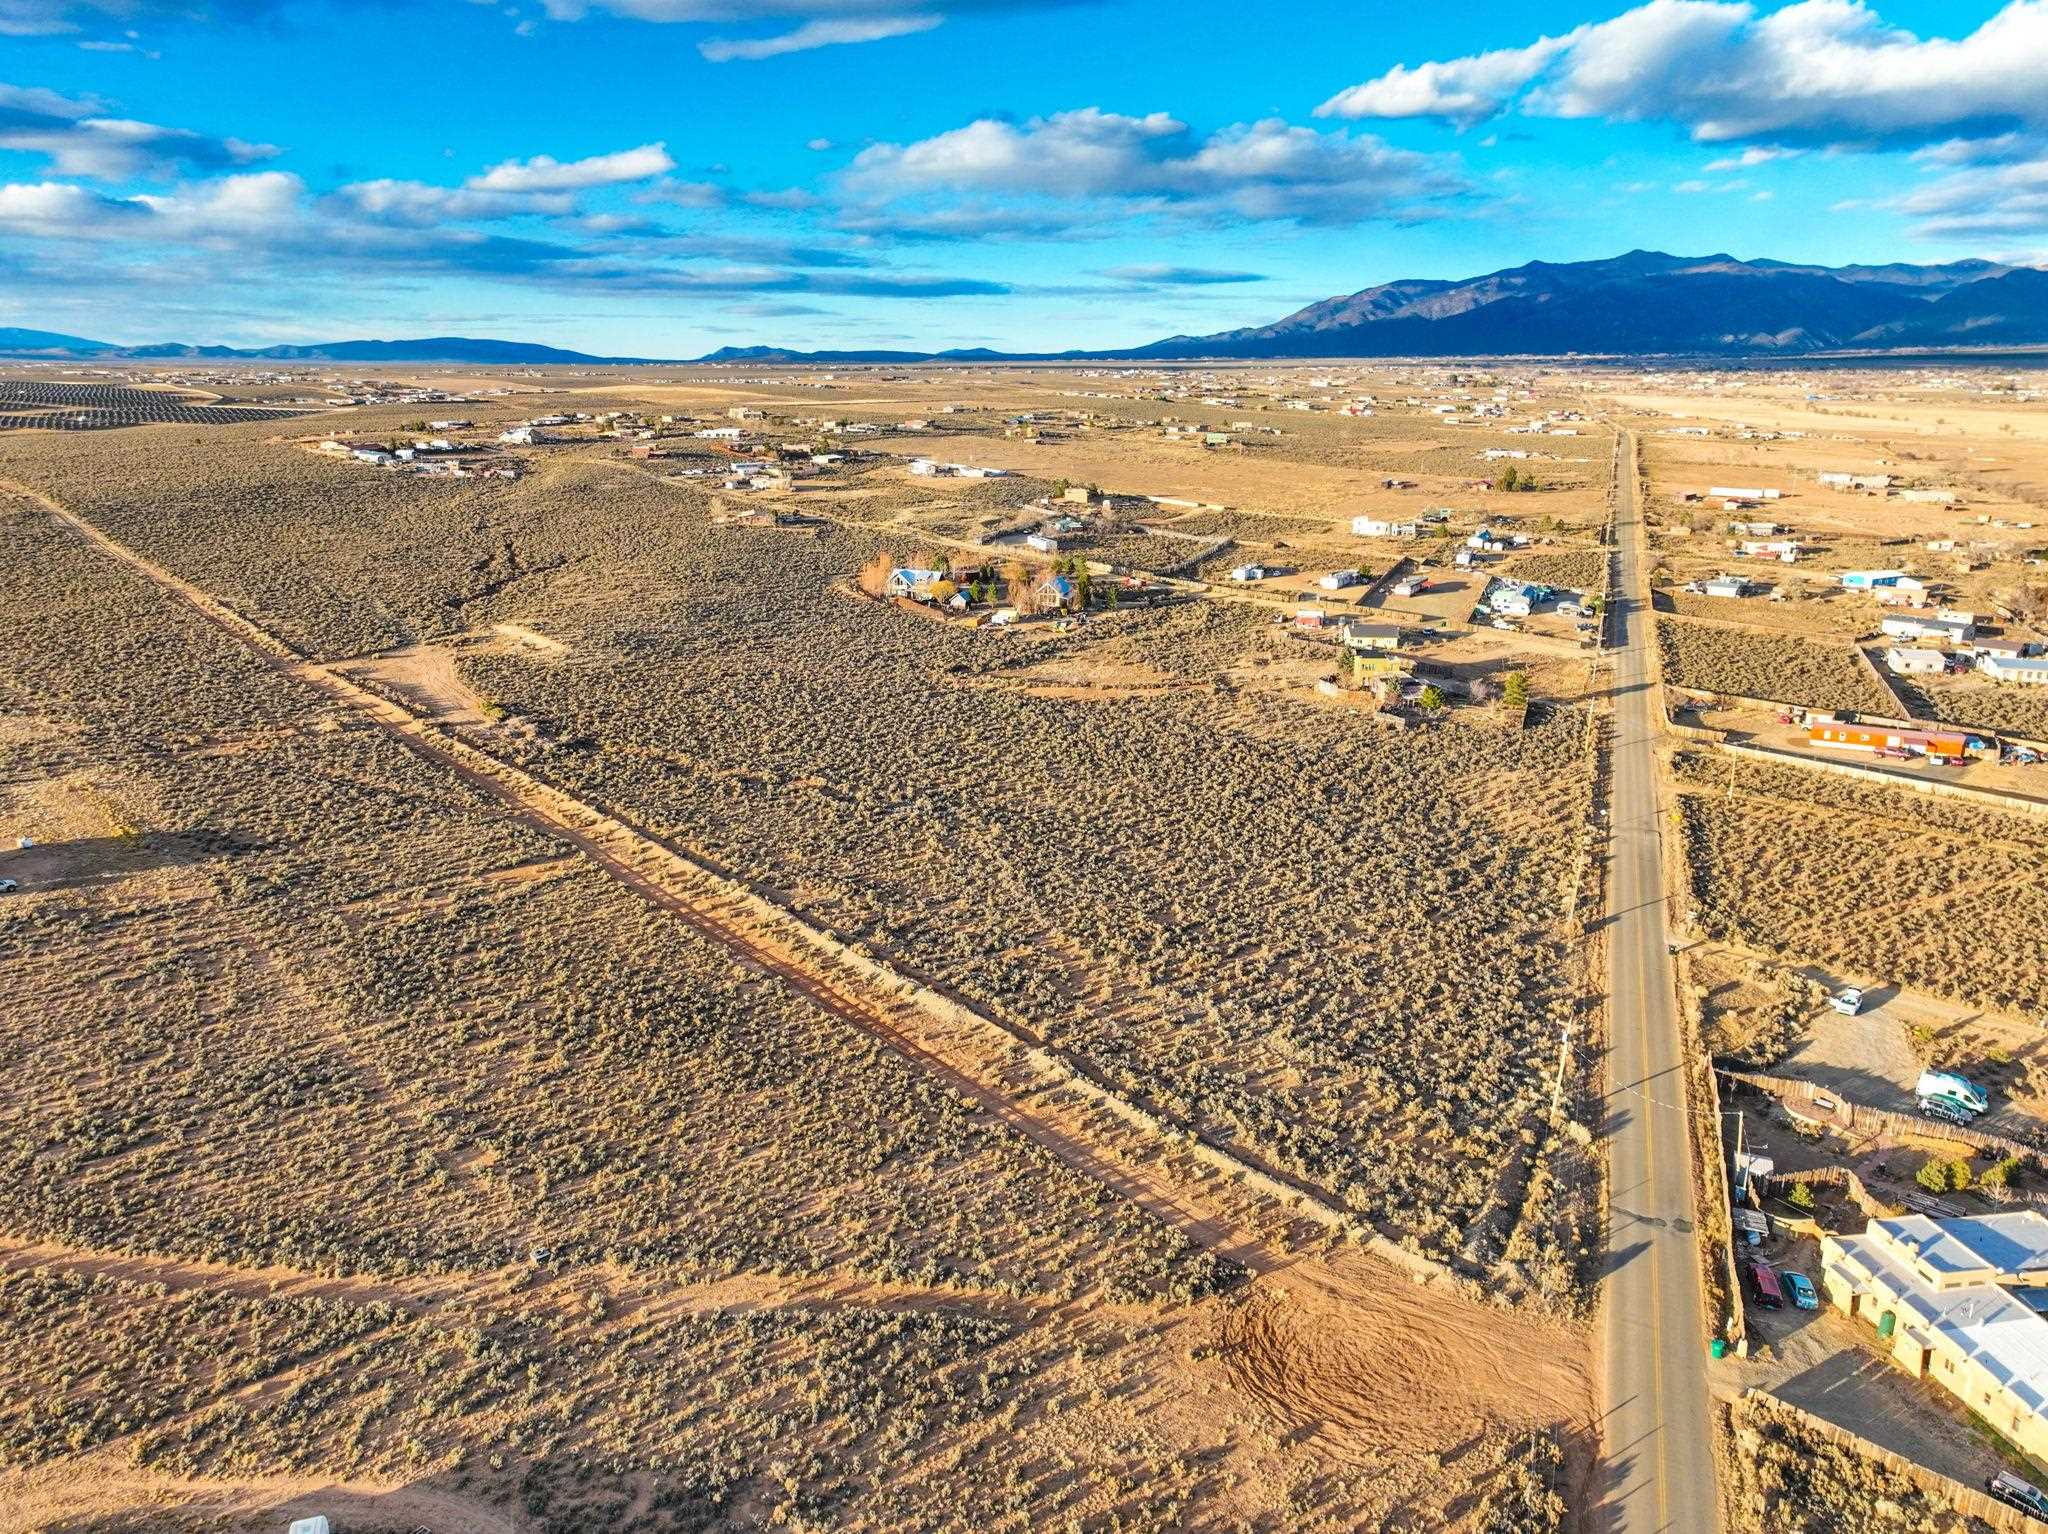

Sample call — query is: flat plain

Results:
[0,361,1611,1534]
[9,355,2046,1534]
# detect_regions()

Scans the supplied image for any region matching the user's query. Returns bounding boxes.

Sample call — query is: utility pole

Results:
[1550,1021,1573,1121]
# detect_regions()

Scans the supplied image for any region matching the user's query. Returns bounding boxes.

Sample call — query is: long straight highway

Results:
[1598,430,1721,1533]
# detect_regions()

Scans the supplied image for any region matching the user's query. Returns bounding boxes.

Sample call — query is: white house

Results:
[1818,471,1891,491]
[1318,568,1363,591]
[1820,1212,2048,1462]
[1338,621,1403,654]
[1490,585,1536,618]
[1885,647,1946,676]
[1709,486,1782,500]
[1841,569,1915,591]
[1227,564,1266,582]
[1737,539,1801,562]
[884,567,946,599]
[1351,516,1418,538]
[1980,655,2048,686]
[1881,612,1974,644]
[1703,576,1755,599]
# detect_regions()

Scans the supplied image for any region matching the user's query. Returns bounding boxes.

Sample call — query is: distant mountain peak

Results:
[5,252,2044,369]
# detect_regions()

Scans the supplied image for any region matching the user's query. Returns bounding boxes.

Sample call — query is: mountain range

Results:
[7,251,2048,367]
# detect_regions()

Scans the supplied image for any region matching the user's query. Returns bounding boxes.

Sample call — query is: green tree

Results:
[1496,465,1520,492]
[1419,684,1446,712]
[1788,1182,1815,1211]
[1917,1157,1972,1193]
[1983,1156,2023,1191]
[1502,670,1529,707]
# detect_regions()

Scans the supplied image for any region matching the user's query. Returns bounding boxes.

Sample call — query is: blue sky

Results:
[1,0,2045,354]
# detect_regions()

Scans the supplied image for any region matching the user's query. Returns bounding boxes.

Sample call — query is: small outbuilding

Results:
[1884,647,1946,676]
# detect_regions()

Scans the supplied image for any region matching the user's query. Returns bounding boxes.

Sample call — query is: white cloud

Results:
[1891,154,2048,239]
[1703,145,1803,171]
[468,142,674,193]
[699,13,939,61]
[0,81,273,178]
[0,163,1006,303]
[635,176,728,208]
[0,178,139,234]
[533,0,1061,59]
[844,107,1464,226]
[1315,36,1571,129]
[334,178,577,225]
[1318,0,2048,148]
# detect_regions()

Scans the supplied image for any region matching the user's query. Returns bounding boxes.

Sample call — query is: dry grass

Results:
[1726,1395,1997,1534]
[1675,751,2048,1016]
[0,396,1603,1532]
[1657,618,1892,712]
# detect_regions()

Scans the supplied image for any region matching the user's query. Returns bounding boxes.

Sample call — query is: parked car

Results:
[1744,1259,1784,1310]
[1784,1272,1819,1310]
[1829,986,1865,1015]
[1986,1471,2048,1521]
[1920,1098,1977,1126]
[1917,1069,1988,1119]
[0,878,17,895]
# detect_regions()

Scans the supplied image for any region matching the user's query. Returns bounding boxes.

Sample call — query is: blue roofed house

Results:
[1822,1211,2048,1460]
[885,567,946,600]
[1035,573,1077,611]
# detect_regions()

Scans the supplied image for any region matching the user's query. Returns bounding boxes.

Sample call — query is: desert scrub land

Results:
[0,446,1600,1532]
[0,425,1605,1302]
[1919,682,2048,742]
[1726,1395,1999,1534]
[1503,548,1608,592]
[1674,751,2048,1016]
[0,498,1226,1303]
[453,511,1602,1298]
[1657,617,1893,712]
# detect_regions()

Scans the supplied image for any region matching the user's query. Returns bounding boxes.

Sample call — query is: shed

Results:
[1885,647,1945,676]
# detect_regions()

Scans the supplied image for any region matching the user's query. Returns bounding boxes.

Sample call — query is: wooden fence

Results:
[1855,643,1918,719]
[1699,1050,1748,1348]
[1740,1388,2039,1533]
[1718,1067,2042,1161]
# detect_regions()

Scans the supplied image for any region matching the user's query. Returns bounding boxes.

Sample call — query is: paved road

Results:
[1598,431,1721,1533]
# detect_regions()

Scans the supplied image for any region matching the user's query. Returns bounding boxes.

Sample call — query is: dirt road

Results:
[1595,433,1720,1532]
